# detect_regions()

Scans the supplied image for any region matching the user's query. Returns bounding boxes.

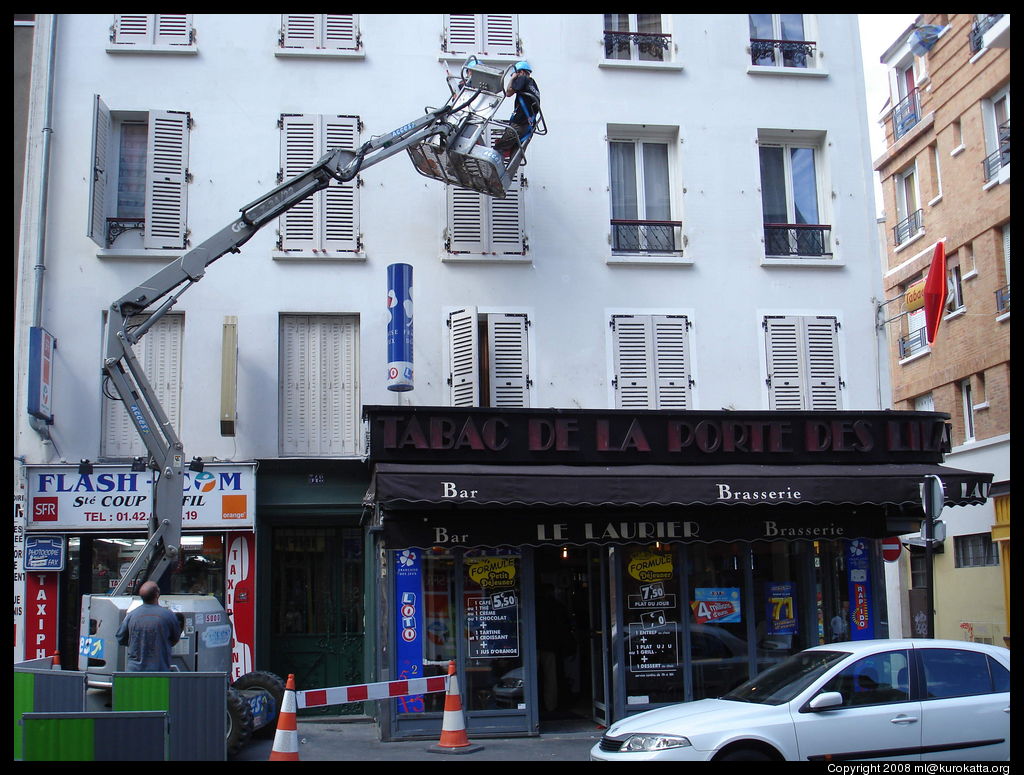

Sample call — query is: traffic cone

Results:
[51,651,61,670]
[428,661,483,755]
[268,673,300,761]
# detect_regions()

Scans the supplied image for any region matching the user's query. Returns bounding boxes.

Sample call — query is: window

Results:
[981,86,1010,182]
[446,176,525,256]
[996,225,1010,314]
[279,315,360,456]
[89,96,190,250]
[890,56,920,141]
[102,314,183,458]
[443,14,518,57]
[960,379,976,442]
[608,129,681,254]
[109,14,194,50]
[279,14,359,51]
[603,14,670,63]
[447,308,531,407]
[610,314,693,409]
[758,135,829,257]
[946,259,965,312]
[954,533,998,569]
[278,114,360,254]
[748,14,815,68]
[919,648,1006,697]
[928,143,943,202]
[893,164,922,247]
[764,315,843,410]
[819,650,912,707]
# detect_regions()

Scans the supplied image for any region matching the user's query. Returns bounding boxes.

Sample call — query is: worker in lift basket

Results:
[116,580,183,671]
[494,60,541,161]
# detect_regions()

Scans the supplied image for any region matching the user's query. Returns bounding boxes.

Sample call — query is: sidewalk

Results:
[232,717,603,761]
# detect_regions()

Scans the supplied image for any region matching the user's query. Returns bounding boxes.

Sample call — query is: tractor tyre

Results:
[226,686,254,757]
[232,670,287,738]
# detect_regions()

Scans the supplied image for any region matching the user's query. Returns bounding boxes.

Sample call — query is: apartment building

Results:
[14,14,995,740]
[874,14,1010,646]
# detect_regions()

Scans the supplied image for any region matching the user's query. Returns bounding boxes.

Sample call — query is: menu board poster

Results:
[465,555,520,659]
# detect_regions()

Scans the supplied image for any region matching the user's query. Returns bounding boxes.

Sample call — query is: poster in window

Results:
[691,587,742,624]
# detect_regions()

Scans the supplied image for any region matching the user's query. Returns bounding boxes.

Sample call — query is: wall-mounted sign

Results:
[27,327,56,424]
[25,535,65,571]
[904,279,926,312]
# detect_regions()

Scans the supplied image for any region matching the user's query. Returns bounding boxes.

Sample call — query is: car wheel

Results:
[717,748,774,762]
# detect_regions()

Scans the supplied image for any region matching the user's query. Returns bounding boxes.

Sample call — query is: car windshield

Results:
[721,650,848,705]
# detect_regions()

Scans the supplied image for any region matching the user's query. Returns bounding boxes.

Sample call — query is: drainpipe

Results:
[27,14,58,439]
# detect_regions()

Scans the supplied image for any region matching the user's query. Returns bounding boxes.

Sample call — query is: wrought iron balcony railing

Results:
[899,327,928,359]
[763,223,832,258]
[893,209,924,247]
[603,30,671,61]
[969,14,1004,53]
[995,284,1010,314]
[749,38,816,68]
[891,88,921,141]
[611,219,682,253]
[982,120,1010,181]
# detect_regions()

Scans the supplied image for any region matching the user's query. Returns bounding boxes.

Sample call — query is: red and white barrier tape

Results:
[297,674,449,709]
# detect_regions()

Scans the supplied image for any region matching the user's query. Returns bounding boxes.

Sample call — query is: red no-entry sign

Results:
[882,537,902,562]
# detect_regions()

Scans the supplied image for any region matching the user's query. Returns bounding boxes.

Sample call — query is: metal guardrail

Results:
[893,209,924,247]
[749,38,816,67]
[995,284,1010,314]
[892,88,921,141]
[611,219,682,253]
[899,327,929,359]
[603,30,671,60]
[969,14,1004,53]
[763,223,832,257]
[982,120,1010,181]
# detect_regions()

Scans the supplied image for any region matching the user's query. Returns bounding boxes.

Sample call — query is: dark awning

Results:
[366,462,992,511]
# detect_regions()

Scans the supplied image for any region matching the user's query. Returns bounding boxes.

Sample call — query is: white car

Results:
[591,638,1010,762]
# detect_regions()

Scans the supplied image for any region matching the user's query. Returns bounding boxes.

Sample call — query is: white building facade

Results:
[21,14,987,739]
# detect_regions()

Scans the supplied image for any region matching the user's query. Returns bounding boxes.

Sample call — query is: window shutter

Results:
[447,186,487,254]
[764,316,805,410]
[280,316,311,455]
[318,316,359,455]
[490,174,525,254]
[323,116,360,252]
[482,14,517,56]
[282,15,318,48]
[113,15,153,45]
[445,14,480,54]
[652,315,692,409]
[89,95,111,247]
[280,115,319,250]
[154,14,191,46]
[102,315,183,457]
[144,110,189,249]
[612,315,655,409]
[805,317,842,410]
[323,14,358,50]
[488,313,530,406]
[448,308,480,406]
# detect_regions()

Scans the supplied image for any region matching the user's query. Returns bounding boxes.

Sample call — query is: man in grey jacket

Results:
[116,580,182,671]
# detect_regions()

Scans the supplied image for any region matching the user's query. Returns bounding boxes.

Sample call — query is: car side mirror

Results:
[807,691,844,711]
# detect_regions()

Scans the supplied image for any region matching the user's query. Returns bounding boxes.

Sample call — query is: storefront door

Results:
[269,527,364,715]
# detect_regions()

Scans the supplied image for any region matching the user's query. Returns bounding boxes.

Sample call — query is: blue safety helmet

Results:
[514,60,532,72]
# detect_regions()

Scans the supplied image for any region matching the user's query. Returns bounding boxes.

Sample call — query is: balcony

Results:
[611,219,682,253]
[891,88,921,142]
[899,328,928,359]
[603,30,671,62]
[749,38,816,68]
[995,284,1010,315]
[969,14,1004,53]
[893,209,924,247]
[763,223,832,258]
[982,120,1010,183]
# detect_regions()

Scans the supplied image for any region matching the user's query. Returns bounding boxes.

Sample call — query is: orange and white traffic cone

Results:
[52,651,61,670]
[428,660,483,755]
[269,673,300,761]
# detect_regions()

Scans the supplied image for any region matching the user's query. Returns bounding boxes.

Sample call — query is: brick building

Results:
[874,14,1010,645]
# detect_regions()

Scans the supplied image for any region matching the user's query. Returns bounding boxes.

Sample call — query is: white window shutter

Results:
[144,110,189,249]
[447,186,487,254]
[765,316,805,410]
[323,116,360,252]
[490,174,525,254]
[279,115,319,249]
[652,315,692,409]
[488,313,530,406]
[445,14,480,54]
[282,15,318,48]
[318,316,359,455]
[805,317,842,410]
[154,14,191,46]
[323,14,358,50]
[482,14,517,56]
[113,15,153,45]
[280,316,311,455]
[612,315,655,409]
[102,315,183,458]
[89,95,111,247]
[448,308,480,406]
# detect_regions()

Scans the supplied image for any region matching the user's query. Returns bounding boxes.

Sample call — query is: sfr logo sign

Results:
[32,497,58,522]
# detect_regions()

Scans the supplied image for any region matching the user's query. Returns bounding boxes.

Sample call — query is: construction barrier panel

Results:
[112,672,226,761]
[20,711,168,761]
[13,658,88,761]
[297,673,449,709]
